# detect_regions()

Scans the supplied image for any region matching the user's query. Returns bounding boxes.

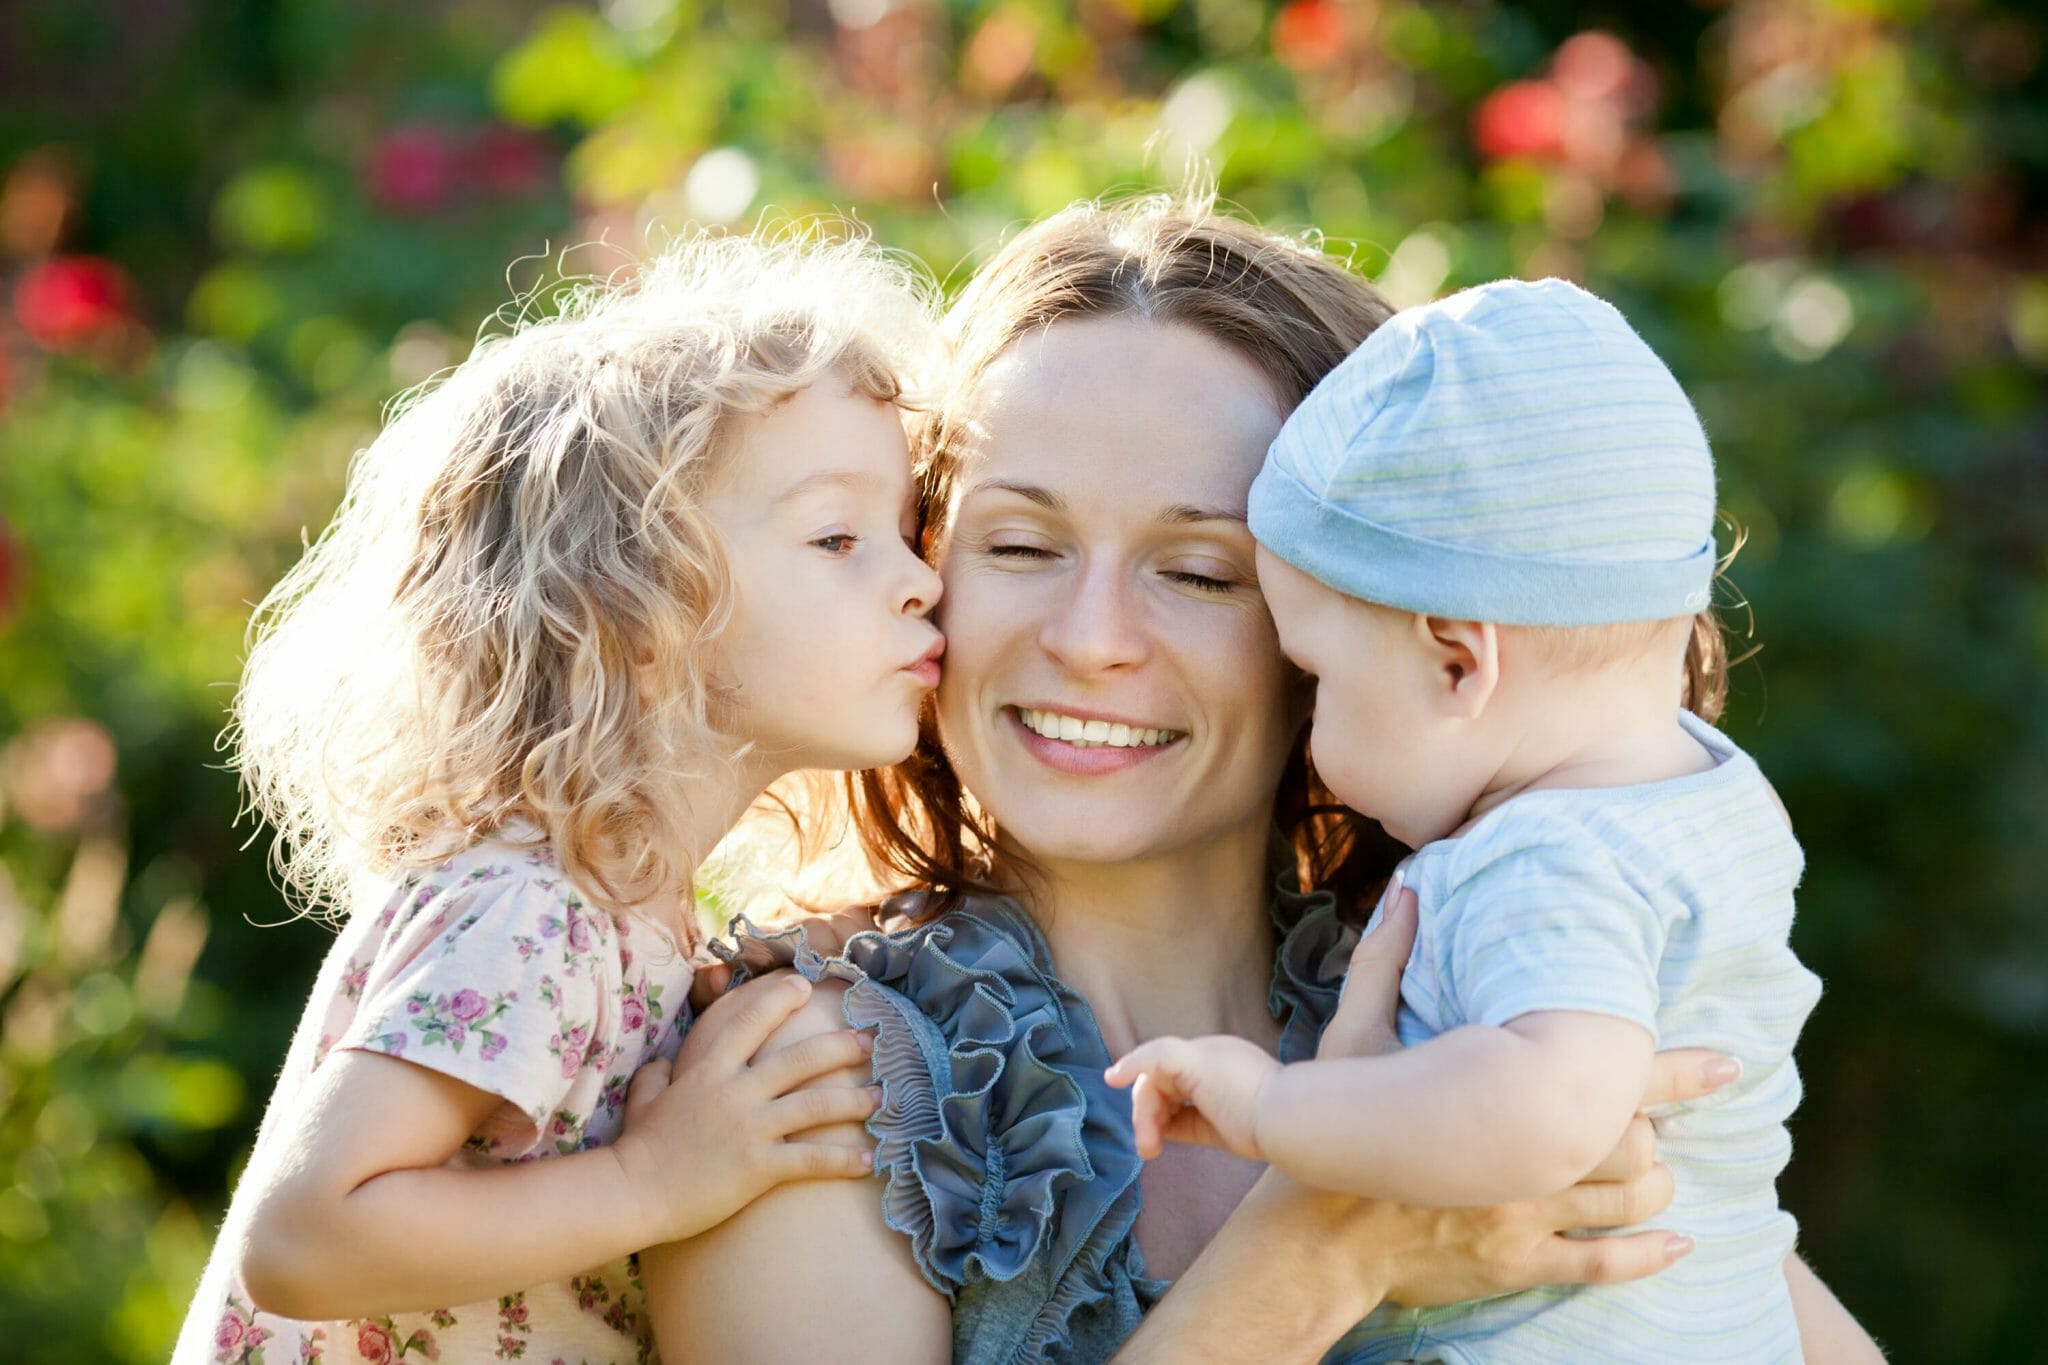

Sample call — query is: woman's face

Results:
[931,316,1303,870]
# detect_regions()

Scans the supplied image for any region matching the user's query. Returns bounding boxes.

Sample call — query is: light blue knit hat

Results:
[1247,277,1717,626]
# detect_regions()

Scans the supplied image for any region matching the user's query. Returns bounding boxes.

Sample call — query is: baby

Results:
[1109,279,1820,1362]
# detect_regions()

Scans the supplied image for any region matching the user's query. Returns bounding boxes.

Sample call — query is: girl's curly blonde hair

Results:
[231,229,936,925]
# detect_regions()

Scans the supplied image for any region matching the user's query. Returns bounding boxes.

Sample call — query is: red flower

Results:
[1472,80,1569,161]
[366,125,460,214]
[466,127,552,198]
[1273,0,1345,72]
[13,256,136,350]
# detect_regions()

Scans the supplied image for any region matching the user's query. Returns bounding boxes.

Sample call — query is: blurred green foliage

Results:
[1,0,2042,1360]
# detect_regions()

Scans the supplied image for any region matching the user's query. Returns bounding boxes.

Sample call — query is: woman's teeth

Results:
[1017,708,1179,749]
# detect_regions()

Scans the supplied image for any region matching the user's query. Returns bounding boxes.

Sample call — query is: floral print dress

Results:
[179,839,693,1365]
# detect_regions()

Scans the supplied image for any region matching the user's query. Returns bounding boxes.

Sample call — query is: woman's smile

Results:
[1006,704,1186,775]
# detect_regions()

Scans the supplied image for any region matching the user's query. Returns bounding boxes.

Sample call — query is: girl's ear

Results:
[1412,615,1500,719]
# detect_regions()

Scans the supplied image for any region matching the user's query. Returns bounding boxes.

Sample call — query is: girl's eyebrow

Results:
[772,469,882,505]
[963,481,1246,527]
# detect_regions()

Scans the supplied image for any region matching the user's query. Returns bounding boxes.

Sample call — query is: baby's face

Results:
[1254,545,1485,848]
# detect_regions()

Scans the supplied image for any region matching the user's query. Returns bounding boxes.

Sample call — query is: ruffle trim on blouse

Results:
[714,903,1147,1329]
[1265,869,1359,1064]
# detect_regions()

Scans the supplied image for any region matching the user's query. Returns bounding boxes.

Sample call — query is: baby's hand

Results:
[1104,1036,1281,1161]
[612,972,878,1244]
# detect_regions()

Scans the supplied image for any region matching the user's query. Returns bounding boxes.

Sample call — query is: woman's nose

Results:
[1039,562,1148,673]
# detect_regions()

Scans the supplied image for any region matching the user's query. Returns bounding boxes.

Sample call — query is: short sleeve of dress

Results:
[338,847,613,1153]
[714,903,1157,1365]
[1436,825,1666,1034]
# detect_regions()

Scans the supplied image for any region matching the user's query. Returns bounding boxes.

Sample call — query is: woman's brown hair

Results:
[848,192,1730,917]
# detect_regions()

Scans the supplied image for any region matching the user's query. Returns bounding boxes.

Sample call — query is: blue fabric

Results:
[1249,277,1718,626]
[713,871,1354,1365]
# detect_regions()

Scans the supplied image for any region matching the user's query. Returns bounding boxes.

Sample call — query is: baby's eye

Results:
[812,533,859,555]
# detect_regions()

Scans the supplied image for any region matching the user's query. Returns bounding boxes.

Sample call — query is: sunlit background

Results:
[1,1,2043,1359]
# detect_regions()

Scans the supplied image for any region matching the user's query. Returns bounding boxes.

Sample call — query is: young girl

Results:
[175,231,948,1364]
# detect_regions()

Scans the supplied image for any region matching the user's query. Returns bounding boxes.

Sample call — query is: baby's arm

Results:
[1110,1011,1651,1206]
[237,972,875,1320]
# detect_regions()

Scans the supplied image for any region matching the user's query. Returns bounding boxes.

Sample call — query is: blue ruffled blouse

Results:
[713,874,1358,1365]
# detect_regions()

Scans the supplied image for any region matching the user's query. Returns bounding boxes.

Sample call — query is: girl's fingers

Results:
[1548,1163,1676,1232]
[764,1140,876,1182]
[1585,1114,1657,1182]
[624,1056,672,1115]
[687,961,733,1014]
[764,1084,883,1136]
[693,971,815,1068]
[750,1028,872,1096]
[1318,879,1418,1061]
[1524,1227,1695,1288]
[1642,1049,1740,1108]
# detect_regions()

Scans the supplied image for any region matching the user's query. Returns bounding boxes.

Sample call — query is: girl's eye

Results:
[812,534,859,555]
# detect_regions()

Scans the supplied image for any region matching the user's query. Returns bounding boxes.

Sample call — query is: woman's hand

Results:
[612,971,879,1245]
[1320,881,1735,1305]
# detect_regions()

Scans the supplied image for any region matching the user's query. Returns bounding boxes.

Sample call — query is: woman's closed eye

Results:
[986,541,1056,562]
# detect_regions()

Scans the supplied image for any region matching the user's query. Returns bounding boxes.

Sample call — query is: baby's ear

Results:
[1414,615,1500,718]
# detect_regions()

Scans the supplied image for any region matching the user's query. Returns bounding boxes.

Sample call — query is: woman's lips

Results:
[1006,707,1182,776]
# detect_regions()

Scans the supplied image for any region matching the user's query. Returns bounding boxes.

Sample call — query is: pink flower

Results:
[356,1321,395,1365]
[443,1021,467,1045]
[448,989,488,1022]
[567,913,593,953]
[561,1049,582,1078]
[214,1307,249,1356]
[480,1032,508,1061]
[621,994,647,1033]
[365,124,459,213]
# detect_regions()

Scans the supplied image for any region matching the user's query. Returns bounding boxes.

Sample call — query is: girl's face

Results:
[704,379,945,774]
[931,317,1302,870]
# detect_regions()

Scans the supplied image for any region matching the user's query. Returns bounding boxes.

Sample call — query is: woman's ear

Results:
[1412,615,1500,719]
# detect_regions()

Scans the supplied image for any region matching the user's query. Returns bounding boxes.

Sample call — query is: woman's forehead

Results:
[955,316,1285,504]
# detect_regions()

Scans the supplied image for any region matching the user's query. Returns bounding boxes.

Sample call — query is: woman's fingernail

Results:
[867,1085,884,1104]
[1700,1057,1743,1088]
[1664,1234,1696,1261]
[856,1031,875,1053]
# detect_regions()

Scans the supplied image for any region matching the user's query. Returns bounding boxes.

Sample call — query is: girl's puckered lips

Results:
[902,635,946,688]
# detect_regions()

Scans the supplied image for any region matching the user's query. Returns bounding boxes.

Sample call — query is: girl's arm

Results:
[237,972,876,1320]
[640,978,953,1365]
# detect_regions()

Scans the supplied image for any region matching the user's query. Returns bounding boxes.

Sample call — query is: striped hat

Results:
[1247,277,1717,626]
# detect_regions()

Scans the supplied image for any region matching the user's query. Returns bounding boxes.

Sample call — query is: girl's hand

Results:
[687,906,881,1013]
[611,971,879,1244]
[1106,1035,1279,1160]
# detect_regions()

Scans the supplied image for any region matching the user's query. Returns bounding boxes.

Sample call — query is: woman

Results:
[645,197,1879,1363]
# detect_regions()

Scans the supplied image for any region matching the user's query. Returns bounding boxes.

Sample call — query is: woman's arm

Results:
[1787,1254,1886,1363]
[640,978,953,1365]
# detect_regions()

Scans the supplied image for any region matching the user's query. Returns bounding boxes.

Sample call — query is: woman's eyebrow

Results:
[1160,503,1249,526]
[962,479,1063,509]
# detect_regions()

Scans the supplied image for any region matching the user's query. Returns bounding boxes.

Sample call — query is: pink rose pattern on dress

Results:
[195,841,685,1363]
